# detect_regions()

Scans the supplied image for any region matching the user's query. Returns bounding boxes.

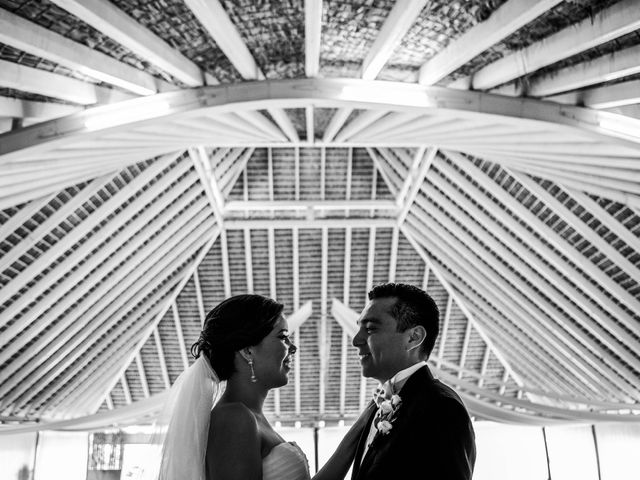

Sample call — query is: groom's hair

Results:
[368,282,439,358]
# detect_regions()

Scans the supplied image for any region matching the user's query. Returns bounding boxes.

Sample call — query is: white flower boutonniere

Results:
[374,393,402,436]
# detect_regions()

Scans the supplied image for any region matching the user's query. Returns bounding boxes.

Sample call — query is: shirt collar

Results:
[385,360,427,393]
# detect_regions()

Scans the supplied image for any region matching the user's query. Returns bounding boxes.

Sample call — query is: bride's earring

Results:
[248,358,257,383]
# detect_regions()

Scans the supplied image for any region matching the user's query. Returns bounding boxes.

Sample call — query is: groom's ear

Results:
[407,325,427,352]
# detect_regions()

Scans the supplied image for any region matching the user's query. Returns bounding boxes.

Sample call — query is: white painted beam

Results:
[471,0,640,91]
[397,147,436,225]
[224,199,397,211]
[183,0,264,80]
[305,0,323,77]
[419,0,562,85]
[0,59,129,105]
[529,44,640,98]
[546,79,640,110]
[322,108,352,143]
[171,302,190,370]
[135,353,150,398]
[0,9,166,95]
[0,96,81,121]
[50,0,203,86]
[361,0,428,80]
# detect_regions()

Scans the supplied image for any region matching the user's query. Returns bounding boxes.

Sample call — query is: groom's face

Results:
[353,297,413,383]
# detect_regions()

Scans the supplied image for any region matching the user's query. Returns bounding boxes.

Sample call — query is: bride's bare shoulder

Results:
[210,402,257,430]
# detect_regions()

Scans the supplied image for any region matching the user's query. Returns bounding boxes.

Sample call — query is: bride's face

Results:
[253,316,296,388]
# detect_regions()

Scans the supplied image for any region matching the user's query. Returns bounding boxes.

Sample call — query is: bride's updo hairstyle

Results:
[190,294,284,380]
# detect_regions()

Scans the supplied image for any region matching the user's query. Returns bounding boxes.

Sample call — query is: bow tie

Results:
[372,381,394,407]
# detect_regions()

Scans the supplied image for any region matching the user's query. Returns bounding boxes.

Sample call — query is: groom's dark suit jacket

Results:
[351,365,476,480]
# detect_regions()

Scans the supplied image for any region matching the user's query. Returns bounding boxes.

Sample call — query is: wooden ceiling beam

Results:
[0,59,130,105]
[405,220,603,399]
[470,0,640,91]
[1,206,215,409]
[546,79,640,110]
[0,96,81,121]
[0,166,196,362]
[304,0,322,77]
[528,44,640,98]
[442,151,640,329]
[50,0,203,86]
[418,0,562,85]
[361,0,428,80]
[87,227,220,414]
[183,0,264,81]
[0,9,168,96]
[0,152,180,315]
[411,193,640,397]
[424,177,640,376]
[171,301,190,371]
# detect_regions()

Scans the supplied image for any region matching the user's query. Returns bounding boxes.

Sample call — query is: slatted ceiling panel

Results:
[371,227,393,285]
[324,148,348,200]
[175,276,202,360]
[327,229,346,299]
[157,308,186,385]
[221,0,304,78]
[226,229,249,294]
[139,325,168,396]
[245,148,270,201]
[346,228,371,310]
[196,237,225,305]
[297,229,322,414]
[272,148,296,200]
[274,229,293,306]
[325,318,344,413]
[395,232,427,287]
[124,362,144,403]
[440,301,466,369]
[108,379,128,410]
[462,325,487,382]
[249,229,270,296]
[108,0,240,83]
[298,148,321,200]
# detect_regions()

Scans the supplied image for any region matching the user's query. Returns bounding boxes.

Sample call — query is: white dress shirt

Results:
[360,361,427,463]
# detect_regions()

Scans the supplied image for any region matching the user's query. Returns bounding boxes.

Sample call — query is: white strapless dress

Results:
[262,442,310,480]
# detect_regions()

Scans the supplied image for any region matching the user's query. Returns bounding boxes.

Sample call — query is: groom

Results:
[350,282,476,480]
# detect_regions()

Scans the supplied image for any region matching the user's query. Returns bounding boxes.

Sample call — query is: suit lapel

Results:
[352,401,377,479]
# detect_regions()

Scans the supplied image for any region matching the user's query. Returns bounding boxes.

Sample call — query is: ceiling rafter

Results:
[292,226,301,417]
[418,0,562,85]
[547,79,640,110]
[421,177,640,378]
[193,269,206,327]
[323,108,352,143]
[361,0,429,80]
[50,0,204,86]
[510,170,640,284]
[404,220,600,399]
[171,301,190,370]
[120,375,132,405]
[469,0,640,91]
[135,353,150,399]
[183,0,264,81]
[304,0,322,77]
[0,59,132,105]
[436,296,452,371]
[0,96,81,122]
[0,169,200,373]
[0,9,168,96]
[441,151,640,332]
[0,174,112,273]
[397,147,436,226]
[92,227,221,414]
[528,43,640,98]
[0,152,180,317]
[2,208,216,413]
[406,208,628,400]
[409,196,640,397]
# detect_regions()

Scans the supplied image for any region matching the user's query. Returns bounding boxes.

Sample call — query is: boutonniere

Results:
[373,393,402,437]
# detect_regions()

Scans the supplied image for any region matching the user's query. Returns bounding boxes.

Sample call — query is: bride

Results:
[154,294,364,480]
